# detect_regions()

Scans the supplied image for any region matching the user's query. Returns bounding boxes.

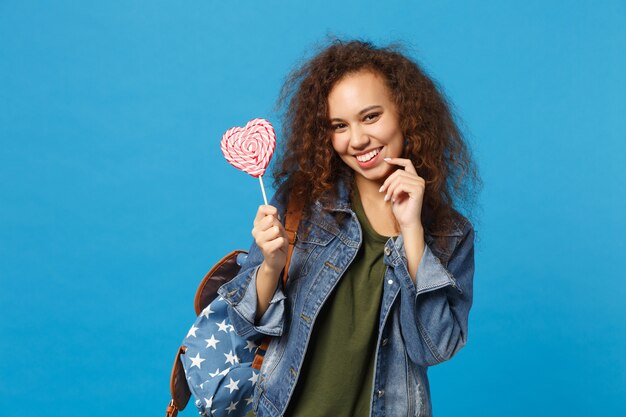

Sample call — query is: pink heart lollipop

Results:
[220,118,276,203]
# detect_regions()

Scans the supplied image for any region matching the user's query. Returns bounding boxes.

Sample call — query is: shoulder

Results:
[452,210,473,239]
[427,208,472,237]
[425,209,474,265]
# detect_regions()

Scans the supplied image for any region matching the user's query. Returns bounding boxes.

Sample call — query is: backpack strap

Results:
[194,250,247,315]
[251,192,303,370]
[166,345,189,417]
[282,192,304,286]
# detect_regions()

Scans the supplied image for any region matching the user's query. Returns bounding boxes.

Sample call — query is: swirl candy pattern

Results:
[220,118,276,178]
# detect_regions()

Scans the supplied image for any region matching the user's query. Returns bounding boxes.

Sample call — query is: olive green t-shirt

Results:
[284,186,388,416]
[245,187,388,417]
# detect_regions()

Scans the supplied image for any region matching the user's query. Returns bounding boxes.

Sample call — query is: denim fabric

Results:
[217,179,475,417]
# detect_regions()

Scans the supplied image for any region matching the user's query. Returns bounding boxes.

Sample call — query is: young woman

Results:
[218,38,481,417]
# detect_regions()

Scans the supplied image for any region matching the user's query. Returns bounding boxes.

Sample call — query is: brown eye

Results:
[332,123,347,130]
[364,113,380,122]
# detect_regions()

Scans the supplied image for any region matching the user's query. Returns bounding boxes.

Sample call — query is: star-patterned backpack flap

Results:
[180,296,260,417]
[167,250,248,417]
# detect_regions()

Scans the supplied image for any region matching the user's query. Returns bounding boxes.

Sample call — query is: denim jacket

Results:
[217,178,475,417]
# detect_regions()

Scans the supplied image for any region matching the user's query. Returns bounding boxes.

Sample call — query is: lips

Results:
[353,146,384,169]
[355,147,383,163]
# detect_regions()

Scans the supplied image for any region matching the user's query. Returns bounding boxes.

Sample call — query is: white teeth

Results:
[356,148,381,162]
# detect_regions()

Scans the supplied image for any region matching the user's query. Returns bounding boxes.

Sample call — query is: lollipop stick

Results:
[259,176,268,205]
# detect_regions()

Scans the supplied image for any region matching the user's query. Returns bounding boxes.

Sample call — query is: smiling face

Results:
[328,70,404,187]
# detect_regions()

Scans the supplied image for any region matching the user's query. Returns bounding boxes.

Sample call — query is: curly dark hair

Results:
[273,37,482,236]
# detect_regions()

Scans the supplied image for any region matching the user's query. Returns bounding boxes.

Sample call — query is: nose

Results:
[349,125,370,150]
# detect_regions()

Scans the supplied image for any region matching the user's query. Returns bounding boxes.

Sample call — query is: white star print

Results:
[228,324,235,333]
[245,395,254,405]
[217,319,230,333]
[201,305,214,319]
[186,325,199,338]
[225,377,240,393]
[209,368,221,378]
[220,367,231,376]
[244,340,259,352]
[225,401,238,414]
[248,371,259,386]
[189,353,205,369]
[224,350,240,365]
[205,334,219,349]
[244,340,258,353]
[204,396,213,408]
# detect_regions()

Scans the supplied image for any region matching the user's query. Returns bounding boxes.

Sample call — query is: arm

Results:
[393,220,475,367]
[255,262,283,320]
[400,224,425,281]
[216,192,289,340]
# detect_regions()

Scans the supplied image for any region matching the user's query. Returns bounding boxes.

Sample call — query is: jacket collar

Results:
[316,175,353,213]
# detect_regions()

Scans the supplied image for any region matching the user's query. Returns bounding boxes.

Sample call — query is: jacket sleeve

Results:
[215,191,289,341]
[392,220,475,367]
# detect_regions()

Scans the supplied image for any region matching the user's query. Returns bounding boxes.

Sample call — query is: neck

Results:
[353,173,401,236]
[354,174,386,205]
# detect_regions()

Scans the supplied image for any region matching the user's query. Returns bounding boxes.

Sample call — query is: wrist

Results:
[400,223,424,235]
[259,261,282,280]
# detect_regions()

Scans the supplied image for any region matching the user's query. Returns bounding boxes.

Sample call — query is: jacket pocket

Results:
[291,220,337,280]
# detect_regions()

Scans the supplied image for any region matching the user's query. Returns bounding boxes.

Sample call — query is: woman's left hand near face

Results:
[379,157,425,231]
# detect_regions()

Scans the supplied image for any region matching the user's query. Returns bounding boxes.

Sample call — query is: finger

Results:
[262,234,288,257]
[260,215,280,230]
[254,205,279,225]
[255,213,283,232]
[390,181,424,203]
[379,169,418,194]
[254,216,273,233]
[253,222,273,241]
[263,235,288,255]
[384,175,405,202]
[379,169,402,194]
[262,216,287,235]
[383,157,418,175]
[256,225,283,245]
[386,176,422,202]
[382,171,413,199]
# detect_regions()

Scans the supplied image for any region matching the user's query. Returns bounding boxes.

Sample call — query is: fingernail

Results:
[384,158,391,161]
[384,194,389,202]
[379,185,384,192]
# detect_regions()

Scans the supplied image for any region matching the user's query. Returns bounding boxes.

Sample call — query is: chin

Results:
[356,165,393,183]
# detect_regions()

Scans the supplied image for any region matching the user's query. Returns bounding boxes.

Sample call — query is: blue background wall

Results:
[1,1,624,416]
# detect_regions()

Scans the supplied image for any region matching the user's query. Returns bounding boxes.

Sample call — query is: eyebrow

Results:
[330,105,382,122]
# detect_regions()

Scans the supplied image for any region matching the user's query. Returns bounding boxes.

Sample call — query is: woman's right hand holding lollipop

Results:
[252,204,289,320]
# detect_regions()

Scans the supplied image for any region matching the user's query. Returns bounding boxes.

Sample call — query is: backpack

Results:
[166,197,302,417]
